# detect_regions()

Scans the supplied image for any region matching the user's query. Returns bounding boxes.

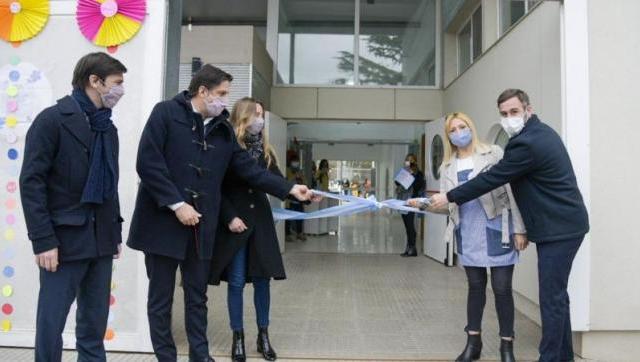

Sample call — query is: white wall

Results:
[443,2,563,323]
[578,0,640,358]
[287,121,424,143]
[0,0,166,352]
[180,25,254,64]
[271,87,443,121]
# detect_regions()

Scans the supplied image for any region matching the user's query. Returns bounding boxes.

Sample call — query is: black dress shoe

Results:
[257,327,277,361]
[456,333,482,362]
[402,247,418,257]
[500,339,516,362]
[232,330,246,362]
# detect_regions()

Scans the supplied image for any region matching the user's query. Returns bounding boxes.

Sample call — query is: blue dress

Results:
[457,169,518,267]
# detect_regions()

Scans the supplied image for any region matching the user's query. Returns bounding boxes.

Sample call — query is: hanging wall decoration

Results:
[76,0,146,53]
[0,0,50,46]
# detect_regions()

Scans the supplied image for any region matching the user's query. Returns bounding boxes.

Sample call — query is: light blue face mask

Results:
[449,128,473,148]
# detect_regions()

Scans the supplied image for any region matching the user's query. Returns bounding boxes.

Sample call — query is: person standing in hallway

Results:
[309,161,318,189]
[20,52,126,362]
[396,153,425,257]
[210,98,285,362]
[316,159,330,191]
[127,65,313,362]
[285,154,306,242]
[429,89,589,362]
[410,112,528,362]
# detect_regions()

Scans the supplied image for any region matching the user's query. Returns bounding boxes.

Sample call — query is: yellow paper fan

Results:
[0,0,50,42]
[93,12,141,47]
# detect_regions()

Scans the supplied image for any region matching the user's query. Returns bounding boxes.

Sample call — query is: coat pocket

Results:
[454,226,463,255]
[486,213,514,256]
[51,211,91,258]
[51,212,88,226]
[486,227,514,256]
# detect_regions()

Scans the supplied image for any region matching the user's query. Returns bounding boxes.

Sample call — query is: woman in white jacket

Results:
[409,112,528,362]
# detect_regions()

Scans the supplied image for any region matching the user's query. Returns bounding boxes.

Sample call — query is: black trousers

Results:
[285,202,304,235]
[144,242,211,361]
[464,265,515,338]
[401,213,416,249]
[35,256,113,362]
[536,237,583,362]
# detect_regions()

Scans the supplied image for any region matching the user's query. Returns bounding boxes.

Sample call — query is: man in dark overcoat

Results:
[20,52,127,362]
[127,65,312,362]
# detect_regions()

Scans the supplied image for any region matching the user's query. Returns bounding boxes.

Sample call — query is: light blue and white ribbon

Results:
[272,190,428,221]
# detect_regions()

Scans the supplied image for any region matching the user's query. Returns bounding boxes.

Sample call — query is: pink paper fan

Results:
[76,0,146,46]
[116,0,146,22]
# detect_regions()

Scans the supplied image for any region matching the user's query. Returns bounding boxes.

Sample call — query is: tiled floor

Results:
[1,213,553,361]
[286,211,410,254]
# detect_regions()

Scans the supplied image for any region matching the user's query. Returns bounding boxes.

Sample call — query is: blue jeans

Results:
[227,245,271,331]
[536,237,583,362]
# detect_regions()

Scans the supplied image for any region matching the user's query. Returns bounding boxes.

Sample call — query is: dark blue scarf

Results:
[71,88,117,204]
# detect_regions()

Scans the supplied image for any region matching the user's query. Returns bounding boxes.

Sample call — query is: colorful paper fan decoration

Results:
[76,0,146,52]
[0,0,50,45]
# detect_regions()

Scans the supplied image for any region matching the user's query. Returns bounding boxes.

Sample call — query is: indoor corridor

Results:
[171,212,544,361]
[2,213,548,361]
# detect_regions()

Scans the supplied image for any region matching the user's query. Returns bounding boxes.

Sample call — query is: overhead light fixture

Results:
[188,16,192,32]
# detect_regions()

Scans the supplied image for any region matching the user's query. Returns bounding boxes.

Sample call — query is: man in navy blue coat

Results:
[127,65,313,362]
[431,89,589,362]
[20,53,127,362]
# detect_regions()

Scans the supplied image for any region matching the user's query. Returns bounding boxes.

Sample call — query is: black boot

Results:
[231,330,246,362]
[400,246,409,256]
[405,246,418,257]
[257,327,277,361]
[500,339,516,362]
[455,333,482,362]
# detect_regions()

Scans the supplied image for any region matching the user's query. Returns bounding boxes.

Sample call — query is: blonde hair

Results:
[230,97,277,167]
[442,112,490,166]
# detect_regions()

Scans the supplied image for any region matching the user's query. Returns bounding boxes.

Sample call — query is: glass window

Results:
[472,7,482,60]
[457,22,471,73]
[500,0,540,34]
[277,0,355,85]
[276,0,437,86]
[457,6,482,74]
[358,0,436,86]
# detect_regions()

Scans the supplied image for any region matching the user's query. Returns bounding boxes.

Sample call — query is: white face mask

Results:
[500,111,528,137]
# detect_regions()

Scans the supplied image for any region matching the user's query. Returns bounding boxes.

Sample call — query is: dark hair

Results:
[72,52,127,89]
[497,89,530,108]
[188,64,233,96]
[319,159,329,169]
[405,153,419,171]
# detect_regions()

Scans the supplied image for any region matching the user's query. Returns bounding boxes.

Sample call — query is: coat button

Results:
[248,189,253,194]
[249,204,255,209]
